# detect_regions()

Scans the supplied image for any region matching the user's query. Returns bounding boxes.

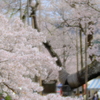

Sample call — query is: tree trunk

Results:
[59,60,100,89]
[30,0,40,32]
[43,42,62,67]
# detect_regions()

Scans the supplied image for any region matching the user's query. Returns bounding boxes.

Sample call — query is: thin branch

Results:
[3,82,16,93]
[88,2,100,12]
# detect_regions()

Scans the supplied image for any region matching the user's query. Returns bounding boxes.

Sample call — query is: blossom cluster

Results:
[0,14,61,100]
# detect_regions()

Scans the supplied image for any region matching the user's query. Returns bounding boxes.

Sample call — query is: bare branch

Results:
[3,82,16,93]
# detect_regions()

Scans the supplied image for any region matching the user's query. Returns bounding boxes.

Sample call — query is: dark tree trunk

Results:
[30,1,63,68]
[43,42,62,67]
[59,60,100,89]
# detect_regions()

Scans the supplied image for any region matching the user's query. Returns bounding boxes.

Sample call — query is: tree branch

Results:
[43,41,62,67]
[3,82,16,93]
[59,60,100,89]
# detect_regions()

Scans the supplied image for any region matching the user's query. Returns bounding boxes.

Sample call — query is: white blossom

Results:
[0,14,61,100]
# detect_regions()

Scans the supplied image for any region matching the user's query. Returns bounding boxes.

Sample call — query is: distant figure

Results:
[79,91,83,100]
[83,93,86,100]
[92,91,99,100]
[0,96,5,100]
[88,91,93,100]
[60,88,63,96]
[72,91,76,97]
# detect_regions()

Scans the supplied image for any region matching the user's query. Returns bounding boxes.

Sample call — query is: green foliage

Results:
[5,95,12,100]
[0,93,3,96]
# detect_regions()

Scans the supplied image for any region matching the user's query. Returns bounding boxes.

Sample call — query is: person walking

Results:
[92,91,99,100]
[79,91,84,100]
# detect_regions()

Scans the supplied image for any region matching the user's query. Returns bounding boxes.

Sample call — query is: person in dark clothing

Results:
[92,91,99,100]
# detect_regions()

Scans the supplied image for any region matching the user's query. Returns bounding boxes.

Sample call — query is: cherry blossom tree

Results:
[0,14,61,100]
[1,0,100,96]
